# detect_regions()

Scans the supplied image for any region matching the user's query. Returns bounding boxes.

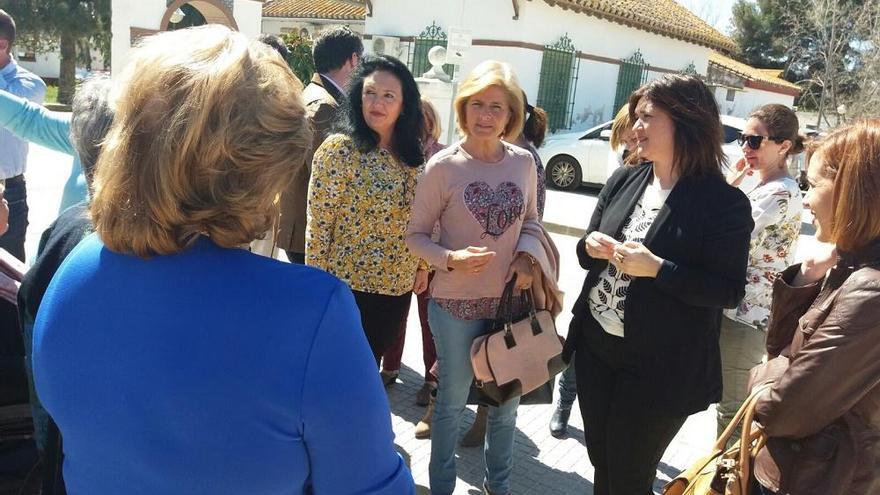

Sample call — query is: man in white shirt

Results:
[0,9,47,262]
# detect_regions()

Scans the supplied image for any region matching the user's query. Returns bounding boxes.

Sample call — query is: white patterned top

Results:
[724,176,802,329]
[588,180,671,337]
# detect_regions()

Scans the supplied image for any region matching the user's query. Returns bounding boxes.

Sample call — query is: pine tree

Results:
[0,0,111,104]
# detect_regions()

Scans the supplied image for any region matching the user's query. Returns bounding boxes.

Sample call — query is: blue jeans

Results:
[557,352,578,409]
[427,300,519,495]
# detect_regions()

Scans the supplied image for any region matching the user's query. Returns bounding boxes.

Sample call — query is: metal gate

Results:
[536,34,579,132]
[408,21,455,79]
[613,50,648,113]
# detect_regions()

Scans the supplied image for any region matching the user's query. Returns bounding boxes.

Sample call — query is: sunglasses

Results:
[737,134,783,150]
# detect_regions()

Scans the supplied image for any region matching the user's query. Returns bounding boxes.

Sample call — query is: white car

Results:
[539,115,748,190]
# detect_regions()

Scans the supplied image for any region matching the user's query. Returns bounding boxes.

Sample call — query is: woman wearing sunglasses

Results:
[719,104,805,440]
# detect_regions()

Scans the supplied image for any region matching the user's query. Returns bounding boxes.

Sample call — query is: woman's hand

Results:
[413,268,429,294]
[612,241,663,278]
[584,231,619,260]
[793,242,837,286]
[446,246,496,274]
[727,157,753,187]
[506,252,535,290]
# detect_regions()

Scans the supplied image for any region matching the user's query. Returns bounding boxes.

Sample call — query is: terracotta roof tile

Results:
[709,52,801,93]
[545,0,737,53]
[262,0,365,20]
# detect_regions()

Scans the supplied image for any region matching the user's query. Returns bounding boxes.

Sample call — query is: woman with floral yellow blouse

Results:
[306,54,428,363]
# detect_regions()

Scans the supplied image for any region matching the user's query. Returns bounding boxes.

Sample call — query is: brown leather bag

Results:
[469,277,566,405]
[663,384,773,495]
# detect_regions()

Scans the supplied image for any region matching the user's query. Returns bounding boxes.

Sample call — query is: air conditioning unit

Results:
[371,36,401,57]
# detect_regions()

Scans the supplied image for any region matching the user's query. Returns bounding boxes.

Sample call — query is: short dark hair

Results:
[629,74,726,179]
[258,34,290,61]
[0,9,15,47]
[312,27,362,73]
[339,54,424,167]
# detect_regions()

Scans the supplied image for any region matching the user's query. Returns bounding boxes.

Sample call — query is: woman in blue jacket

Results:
[32,25,414,495]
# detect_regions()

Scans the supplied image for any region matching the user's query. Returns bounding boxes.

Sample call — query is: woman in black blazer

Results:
[562,75,754,495]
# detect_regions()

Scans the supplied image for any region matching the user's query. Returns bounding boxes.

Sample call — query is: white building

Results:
[707,52,801,119]
[363,0,738,133]
[16,48,107,82]
[261,0,365,39]
[110,0,265,74]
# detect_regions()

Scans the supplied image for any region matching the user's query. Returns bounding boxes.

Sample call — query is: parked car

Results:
[540,115,748,190]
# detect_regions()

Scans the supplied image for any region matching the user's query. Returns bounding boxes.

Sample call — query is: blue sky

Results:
[680,0,740,35]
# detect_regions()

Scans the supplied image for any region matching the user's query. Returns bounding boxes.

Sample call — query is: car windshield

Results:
[582,122,612,140]
[722,125,741,144]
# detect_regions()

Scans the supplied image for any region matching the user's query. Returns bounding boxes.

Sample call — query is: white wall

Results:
[111,0,164,76]
[366,0,715,132]
[717,86,796,119]
[16,48,107,80]
[111,0,264,75]
[234,0,263,40]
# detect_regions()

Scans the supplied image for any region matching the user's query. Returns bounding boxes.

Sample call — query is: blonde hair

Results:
[92,25,312,257]
[420,96,442,141]
[453,60,524,139]
[609,104,634,150]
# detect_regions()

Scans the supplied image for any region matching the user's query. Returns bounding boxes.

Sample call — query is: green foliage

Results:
[44,84,58,104]
[280,33,315,86]
[730,0,880,121]
[0,0,110,51]
[0,0,111,103]
[730,0,789,69]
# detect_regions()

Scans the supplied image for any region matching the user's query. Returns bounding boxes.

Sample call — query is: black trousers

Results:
[351,289,412,364]
[574,316,688,495]
[0,175,28,262]
[285,250,305,265]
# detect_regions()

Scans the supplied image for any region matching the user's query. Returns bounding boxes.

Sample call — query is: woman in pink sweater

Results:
[406,60,540,495]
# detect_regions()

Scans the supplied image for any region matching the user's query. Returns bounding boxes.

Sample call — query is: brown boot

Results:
[414,393,434,439]
[460,404,488,447]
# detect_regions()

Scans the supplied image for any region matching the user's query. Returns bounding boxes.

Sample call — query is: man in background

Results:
[277,27,362,264]
[0,9,46,262]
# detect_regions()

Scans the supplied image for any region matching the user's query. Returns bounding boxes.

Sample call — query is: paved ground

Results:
[21,145,818,494]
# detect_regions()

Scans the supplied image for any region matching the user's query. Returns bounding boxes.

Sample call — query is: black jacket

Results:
[564,163,754,415]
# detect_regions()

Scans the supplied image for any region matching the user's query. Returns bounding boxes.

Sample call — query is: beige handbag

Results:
[663,384,773,495]
[469,277,566,405]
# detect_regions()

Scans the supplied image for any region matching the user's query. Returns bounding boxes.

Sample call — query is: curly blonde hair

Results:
[91,25,312,257]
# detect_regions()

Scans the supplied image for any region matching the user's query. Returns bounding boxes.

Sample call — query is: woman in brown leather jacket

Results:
[749,119,880,495]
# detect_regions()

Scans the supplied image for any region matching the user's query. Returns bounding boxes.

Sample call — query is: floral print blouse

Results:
[724,176,803,329]
[306,134,422,296]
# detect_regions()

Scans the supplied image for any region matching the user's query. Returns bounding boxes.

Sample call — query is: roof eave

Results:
[546,0,737,54]
[263,14,364,20]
